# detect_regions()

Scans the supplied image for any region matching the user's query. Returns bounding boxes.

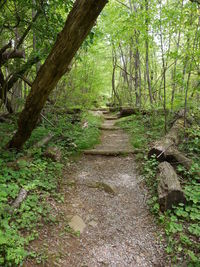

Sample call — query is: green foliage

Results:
[0,151,62,266]
[117,112,169,150]
[119,110,200,265]
[180,124,200,160]
[0,111,101,266]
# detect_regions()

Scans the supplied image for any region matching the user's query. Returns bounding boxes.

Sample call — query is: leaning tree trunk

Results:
[8,0,108,149]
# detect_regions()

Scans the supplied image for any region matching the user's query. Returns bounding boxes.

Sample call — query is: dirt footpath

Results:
[24,113,168,267]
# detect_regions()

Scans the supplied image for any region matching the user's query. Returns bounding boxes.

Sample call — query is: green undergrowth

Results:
[0,110,102,266]
[117,110,200,266]
[116,111,172,151]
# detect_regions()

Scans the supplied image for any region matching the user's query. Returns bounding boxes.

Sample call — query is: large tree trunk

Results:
[8,0,108,149]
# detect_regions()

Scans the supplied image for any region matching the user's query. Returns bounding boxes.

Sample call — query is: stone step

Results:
[103,116,120,120]
[99,126,120,131]
[102,111,110,115]
[91,108,108,112]
[84,149,136,156]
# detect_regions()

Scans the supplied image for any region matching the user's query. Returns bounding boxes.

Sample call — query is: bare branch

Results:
[15,11,40,49]
[6,56,40,92]
[0,41,11,55]
[19,75,33,87]
[115,0,130,9]
[1,50,25,64]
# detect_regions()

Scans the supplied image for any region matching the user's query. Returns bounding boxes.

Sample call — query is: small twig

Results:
[40,113,55,128]
[157,144,173,159]
[115,0,131,9]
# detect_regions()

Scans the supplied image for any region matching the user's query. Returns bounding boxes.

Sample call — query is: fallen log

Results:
[164,147,193,171]
[120,107,138,117]
[157,162,186,211]
[148,118,184,161]
[11,188,28,211]
[44,146,62,162]
[34,133,54,148]
[119,107,149,117]
[66,108,82,114]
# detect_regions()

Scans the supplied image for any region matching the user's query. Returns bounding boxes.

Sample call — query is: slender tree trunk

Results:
[134,43,140,106]
[119,43,130,89]
[112,47,121,106]
[145,0,153,105]
[184,9,200,127]
[171,0,184,111]
[8,0,108,149]
[32,0,41,73]
[184,71,191,127]
[159,1,167,134]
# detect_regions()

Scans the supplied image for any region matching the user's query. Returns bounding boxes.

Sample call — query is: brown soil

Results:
[24,113,168,267]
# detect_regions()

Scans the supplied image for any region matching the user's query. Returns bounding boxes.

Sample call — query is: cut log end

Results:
[159,190,186,212]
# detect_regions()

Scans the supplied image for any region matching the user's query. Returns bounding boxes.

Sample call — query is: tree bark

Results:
[164,148,193,170]
[157,161,186,212]
[112,46,121,106]
[170,0,183,111]
[148,118,184,160]
[145,0,153,105]
[8,0,108,149]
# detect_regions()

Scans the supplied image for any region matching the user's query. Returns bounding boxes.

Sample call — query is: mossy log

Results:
[157,162,186,211]
[148,118,184,161]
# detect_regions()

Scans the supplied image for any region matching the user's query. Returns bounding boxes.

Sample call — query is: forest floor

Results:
[24,111,169,267]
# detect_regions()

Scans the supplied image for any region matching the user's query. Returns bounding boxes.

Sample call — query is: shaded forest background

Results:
[0,0,200,266]
[1,0,199,122]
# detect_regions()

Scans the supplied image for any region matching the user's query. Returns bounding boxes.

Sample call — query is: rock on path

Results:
[24,111,168,267]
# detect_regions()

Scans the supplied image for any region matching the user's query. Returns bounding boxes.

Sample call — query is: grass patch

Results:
[116,112,169,150]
